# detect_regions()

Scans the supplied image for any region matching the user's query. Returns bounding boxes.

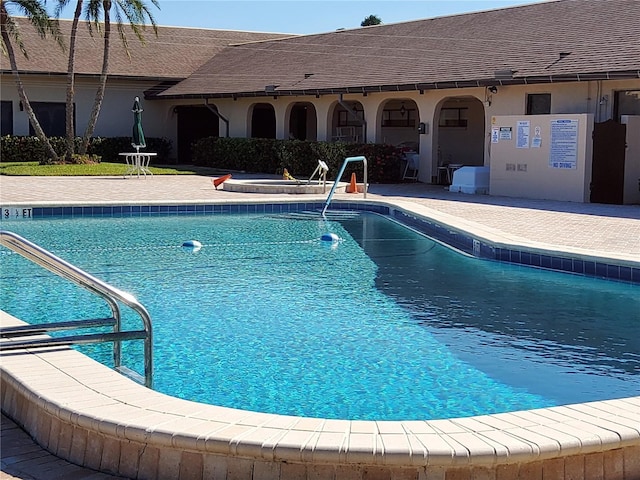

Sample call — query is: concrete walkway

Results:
[1,414,127,480]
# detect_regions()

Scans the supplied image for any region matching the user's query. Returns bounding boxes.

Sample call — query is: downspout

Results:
[205,99,229,137]
[338,94,367,141]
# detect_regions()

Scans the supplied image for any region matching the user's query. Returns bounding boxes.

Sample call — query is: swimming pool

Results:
[1,211,638,421]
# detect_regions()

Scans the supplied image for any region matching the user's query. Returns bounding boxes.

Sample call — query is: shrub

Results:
[41,153,102,165]
[191,137,404,183]
[88,137,172,163]
[193,137,252,170]
[345,143,404,183]
[0,135,172,164]
[0,136,59,163]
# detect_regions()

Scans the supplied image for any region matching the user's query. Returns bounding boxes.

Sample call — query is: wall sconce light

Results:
[599,95,609,105]
[400,103,406,117]
[488,86,498,94]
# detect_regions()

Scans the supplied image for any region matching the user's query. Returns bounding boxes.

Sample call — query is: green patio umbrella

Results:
[131,96,146,152]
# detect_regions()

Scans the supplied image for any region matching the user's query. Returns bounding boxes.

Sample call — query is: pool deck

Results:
[1,174,639,480]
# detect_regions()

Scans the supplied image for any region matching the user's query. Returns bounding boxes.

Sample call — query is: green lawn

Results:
[0,162,225,176]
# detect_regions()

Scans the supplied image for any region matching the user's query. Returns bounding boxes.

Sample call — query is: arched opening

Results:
[329,101,365,142]
[378,98,419,150]
[288,102,317,141]
[250,103,276,139]
[434,96,485,183]
[175,105,219,164]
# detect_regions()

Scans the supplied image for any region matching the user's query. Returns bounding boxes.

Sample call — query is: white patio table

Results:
[119,152,156,178]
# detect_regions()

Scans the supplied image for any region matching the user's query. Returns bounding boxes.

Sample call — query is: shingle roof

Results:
[2,18,292,80]
[159,0,640,99]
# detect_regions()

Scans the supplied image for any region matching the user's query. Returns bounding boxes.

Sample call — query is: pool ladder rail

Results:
[0,230,153,388]
[322,155,367,218]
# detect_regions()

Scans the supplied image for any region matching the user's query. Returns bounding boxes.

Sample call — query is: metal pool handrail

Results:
[321,155,367,217]
[0,230,153,388]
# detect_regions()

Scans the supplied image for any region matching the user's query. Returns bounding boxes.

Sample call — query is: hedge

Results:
[0,136,172,164]
[192,137,405,183]
[1,134,406,183]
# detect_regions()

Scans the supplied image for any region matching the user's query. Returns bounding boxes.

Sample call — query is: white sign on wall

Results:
[549,119,578,169]
[500,127,513,140]
[532,126,542,148]
[516,121,530,148]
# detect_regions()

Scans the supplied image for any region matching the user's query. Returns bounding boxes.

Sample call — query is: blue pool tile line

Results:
[392,210,640,285]
[3,202,637,284]
[9,202,388,218]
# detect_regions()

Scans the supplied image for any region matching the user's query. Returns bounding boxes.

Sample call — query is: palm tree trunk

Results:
[65,0,84,161]
[80,0,111,155]
[0,5,59,162]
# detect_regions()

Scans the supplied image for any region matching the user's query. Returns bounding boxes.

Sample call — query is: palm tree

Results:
[55,0,86,160]
[78,0,158,154]
[1,0,63,161]
[55,0,158,158]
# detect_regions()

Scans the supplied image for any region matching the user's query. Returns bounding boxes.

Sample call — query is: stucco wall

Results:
[1,75,166,138]
[2,75,639,172]
[489,114,594,202]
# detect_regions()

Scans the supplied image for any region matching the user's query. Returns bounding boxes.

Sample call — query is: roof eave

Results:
[0,70,186,83]
[150,70,640,101]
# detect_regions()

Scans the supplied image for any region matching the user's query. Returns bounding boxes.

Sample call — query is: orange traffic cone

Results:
[348,172,358,193]
[212,173,232,189]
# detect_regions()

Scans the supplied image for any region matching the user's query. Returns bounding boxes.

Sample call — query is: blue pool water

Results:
[1,212,638,420]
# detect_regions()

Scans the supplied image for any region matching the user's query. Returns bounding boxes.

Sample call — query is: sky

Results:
[55,0,549,34]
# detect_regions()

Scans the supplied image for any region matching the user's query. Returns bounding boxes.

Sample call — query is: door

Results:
[251,104,276,139]
[590,120,626,204]
[176,106,219,163]
[289,105,308,140]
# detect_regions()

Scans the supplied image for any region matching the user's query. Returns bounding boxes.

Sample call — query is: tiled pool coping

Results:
[2,198,640,479]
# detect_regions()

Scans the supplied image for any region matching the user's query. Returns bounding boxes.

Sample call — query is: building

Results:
[0,20,290,162]
[2,0,639,203]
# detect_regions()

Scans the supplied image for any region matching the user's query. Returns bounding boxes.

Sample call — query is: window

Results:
[338,108,364,127]
[382,107,416,128]
[526,94,551,115]
[1,101,13,136]
[614,90,640,121]
[28,102,69,137]
[438,107,468,128]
